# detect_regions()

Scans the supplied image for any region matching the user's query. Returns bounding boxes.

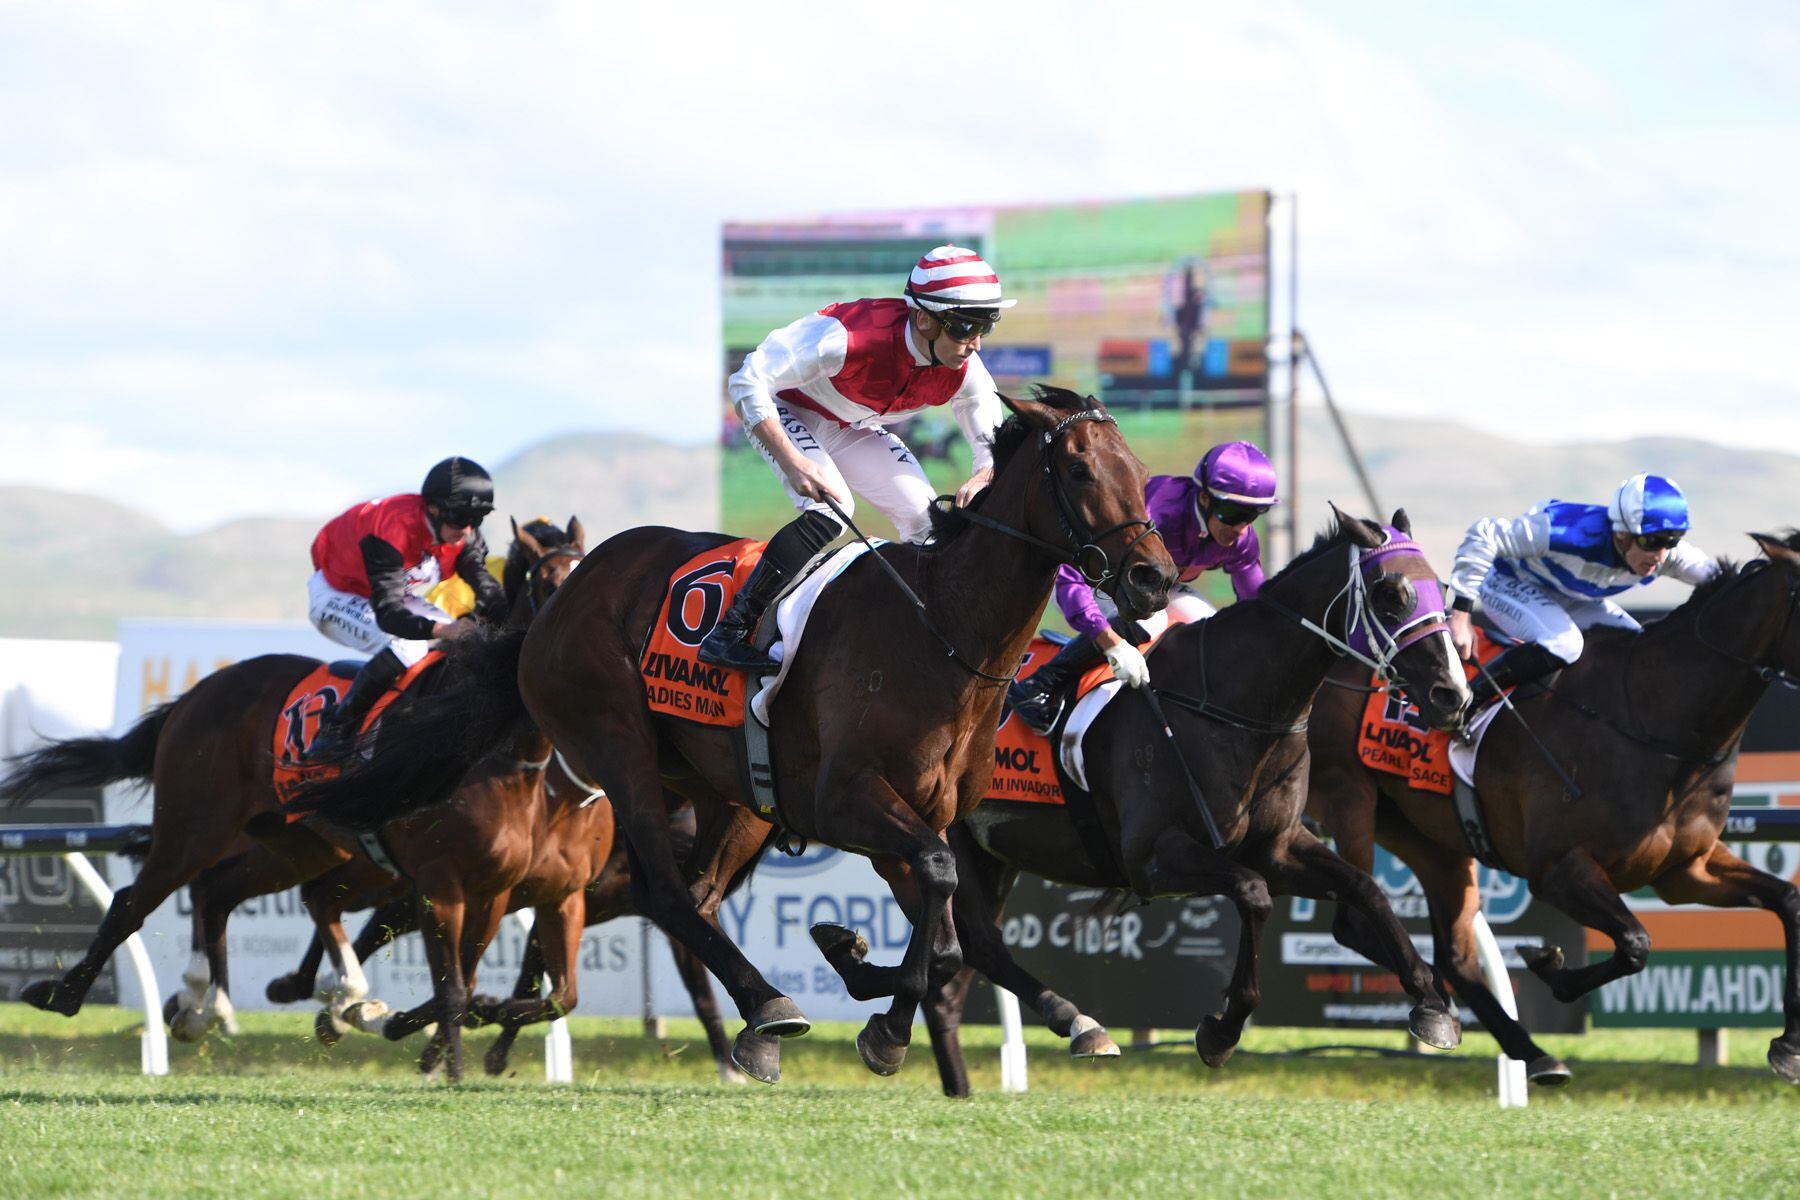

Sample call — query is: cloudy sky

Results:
[3,1,1795,531]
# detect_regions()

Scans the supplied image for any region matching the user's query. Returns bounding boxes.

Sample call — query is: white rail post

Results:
[62,851,167,1076]
[995,982,1028,1093]
[1470,911,1527,1108]
[509,908,573,1084]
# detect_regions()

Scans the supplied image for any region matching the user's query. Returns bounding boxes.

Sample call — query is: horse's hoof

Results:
[1407,1002,1462,1051]
[730,1029,782,1085]
[484,1036,517,1077]
[162,994,183,1028]
[1195,1015,1238,1069]
[166,999,209,1044]
[314,1007,346,1047]
[748,996,811,1038]
[1527,1054,1573,1086]
[464,994,504,1028]
[1768,1041,1800,1084]
[1520,943,1565,980]
[855,1016,908,1077]
[810,922,869,965]
[21,979,76,1016]
[265,974,309,1005]
[419,1037,446,1076]
[1069,1018,1121,1058]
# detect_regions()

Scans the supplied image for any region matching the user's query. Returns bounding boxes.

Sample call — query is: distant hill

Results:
[1,436,718,639]
[3,413,1793,638]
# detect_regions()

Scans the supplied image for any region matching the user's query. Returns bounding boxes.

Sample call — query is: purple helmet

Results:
[1196,441,1279,505]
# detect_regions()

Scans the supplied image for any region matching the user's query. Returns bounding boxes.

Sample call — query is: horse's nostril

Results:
[1430,684,1465,713]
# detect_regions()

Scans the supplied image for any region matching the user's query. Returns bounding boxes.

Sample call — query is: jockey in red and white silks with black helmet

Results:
[698,245,1017,674]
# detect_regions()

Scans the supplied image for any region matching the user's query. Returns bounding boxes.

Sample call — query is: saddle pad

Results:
[271,651,443,815]
[1356,630,1503,795]
[749,541,876,728]
[640,538,766,726]
[985,614,1196,806]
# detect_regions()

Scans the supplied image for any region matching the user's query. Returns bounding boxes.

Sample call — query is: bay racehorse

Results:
[1306,531,1800,1086]
[289,387,1177,1084]
[841,510,1473,1096]
[0,518,575,1076]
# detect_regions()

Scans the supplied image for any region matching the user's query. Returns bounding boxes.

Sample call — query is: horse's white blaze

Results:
[1429,628,1471,705]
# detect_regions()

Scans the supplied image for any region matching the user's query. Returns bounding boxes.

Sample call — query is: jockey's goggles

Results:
[1208,495,1273,527]
[932,308,1000,342]
[435,504,490,529]
[1632,530,1684,551]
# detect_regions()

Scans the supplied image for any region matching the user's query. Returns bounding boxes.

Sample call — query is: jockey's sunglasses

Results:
[437,505,489,529]
[1208,495,1272,527]
[1633,531,1684,551]
[933,309,1000,342]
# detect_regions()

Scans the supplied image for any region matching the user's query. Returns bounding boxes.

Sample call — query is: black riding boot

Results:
[1006,635,1107,736]
[1465,641,1566,713]
[304,647,407,762]
[696,509,843,674]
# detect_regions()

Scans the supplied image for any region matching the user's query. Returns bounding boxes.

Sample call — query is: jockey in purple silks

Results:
[1006,440,1279,735]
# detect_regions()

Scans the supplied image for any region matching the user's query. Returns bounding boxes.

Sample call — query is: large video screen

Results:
[720,192,1272,605]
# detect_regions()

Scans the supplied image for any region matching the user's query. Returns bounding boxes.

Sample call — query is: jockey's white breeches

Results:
[307,571,450,667]
[1478,567,1640,664]
[756,402,938,543]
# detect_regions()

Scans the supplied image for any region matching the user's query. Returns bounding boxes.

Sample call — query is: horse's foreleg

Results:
[1654,843,1800,1084]
[922,967,979,1099]
[1126,825,1270,1069]
[1524,849,1650,1003]
[266,929,326,1005]
[413,886,470,1082]
[819,777,960,1079]
[485,893,582,1033]
[1261,829,1459,1050]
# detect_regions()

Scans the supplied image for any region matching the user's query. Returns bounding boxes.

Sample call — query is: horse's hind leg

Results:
[1260,829,1460,1050]
[1653,843,1800,1083]
[266,930,326,1005]
[922,966,980,1099]
[1522,849,1651,1002]
[21,832,221,1018]
[481,892,583,1059]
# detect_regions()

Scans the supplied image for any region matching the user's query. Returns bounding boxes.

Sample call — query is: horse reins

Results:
[822,408,1162,686]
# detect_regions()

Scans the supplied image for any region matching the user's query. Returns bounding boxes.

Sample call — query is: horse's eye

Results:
[1066,461,1093,484]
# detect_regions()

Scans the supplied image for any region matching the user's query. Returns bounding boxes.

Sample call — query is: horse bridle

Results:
[1691,560,1800,690]
[1260,535,1455,682]
[948,409,1164,588]
[524,545,585,615]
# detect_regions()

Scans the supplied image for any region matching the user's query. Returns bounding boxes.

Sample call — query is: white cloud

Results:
[2,1,1796,532]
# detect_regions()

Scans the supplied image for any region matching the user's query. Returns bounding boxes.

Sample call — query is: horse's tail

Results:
[0,702,174,810]
[287,625,530,831]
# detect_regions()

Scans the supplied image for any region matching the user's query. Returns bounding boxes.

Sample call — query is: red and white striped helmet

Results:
[903,244,1018,312]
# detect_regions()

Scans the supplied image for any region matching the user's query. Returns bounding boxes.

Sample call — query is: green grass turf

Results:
[2,1006,1796,1198]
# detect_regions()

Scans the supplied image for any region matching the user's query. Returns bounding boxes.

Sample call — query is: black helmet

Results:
[421,456,495,524]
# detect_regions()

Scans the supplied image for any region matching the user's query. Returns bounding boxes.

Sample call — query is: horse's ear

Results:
[999,390,1057,431]
[1750,533,1800,569]
[568,516,587,552]
[1390,508,1412,536]
[512,517,544,558]
[1330,502,1385,550]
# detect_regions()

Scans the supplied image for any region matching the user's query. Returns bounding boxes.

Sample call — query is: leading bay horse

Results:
[1306,532,1800,1085]
[291,387,1177,1083]
[841,511,1473,1096]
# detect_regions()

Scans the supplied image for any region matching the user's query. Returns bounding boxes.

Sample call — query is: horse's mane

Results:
[1256,518,1355,592]
[924,385,1099,545]
[502,518,574,604]
[1650,528,1800,631]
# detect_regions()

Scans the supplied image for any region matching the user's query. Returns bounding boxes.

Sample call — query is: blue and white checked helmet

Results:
[1609,473,1690,537]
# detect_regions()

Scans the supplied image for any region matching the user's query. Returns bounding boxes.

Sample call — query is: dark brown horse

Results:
[1306,532,1800,1086]
[846,512,1473,1096]
[0,518,577,1082]
[291,387,1177,1084]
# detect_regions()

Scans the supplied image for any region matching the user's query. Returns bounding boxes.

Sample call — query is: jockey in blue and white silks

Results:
[1446,473,1720,710]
